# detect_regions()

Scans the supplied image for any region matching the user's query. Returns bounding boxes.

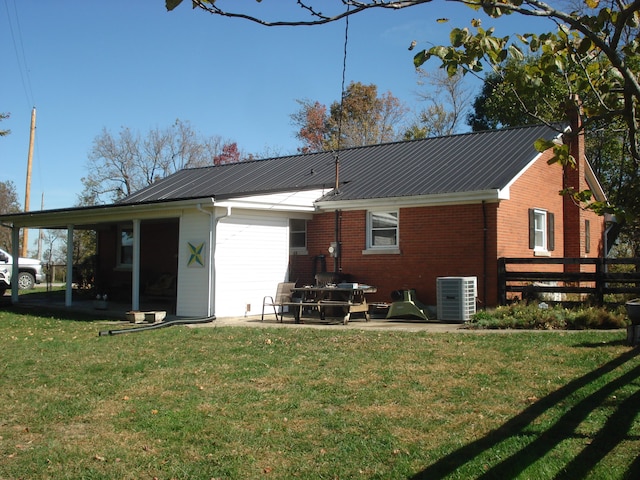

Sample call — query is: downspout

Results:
[482,201,488,309]
[197,201,231,318]
[334,209,341,273]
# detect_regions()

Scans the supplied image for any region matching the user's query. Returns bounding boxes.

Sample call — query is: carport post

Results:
[66,226,74,306]
[131,219,141,311]
[11,227,20,304]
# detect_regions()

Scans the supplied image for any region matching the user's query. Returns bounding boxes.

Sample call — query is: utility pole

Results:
[21,107,35,258]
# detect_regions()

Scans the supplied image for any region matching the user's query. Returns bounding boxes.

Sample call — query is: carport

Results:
[0,199,198,313]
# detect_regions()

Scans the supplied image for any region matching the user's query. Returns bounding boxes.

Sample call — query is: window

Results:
[585,219,591,253]
[367,211,399,249]
[119,226,134,266]
[529,209,554,253]
[289,219,307,250]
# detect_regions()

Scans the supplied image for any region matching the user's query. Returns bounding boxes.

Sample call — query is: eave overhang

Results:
[0,197,212,230]
[0,188,327,230]
[314,189,507,211]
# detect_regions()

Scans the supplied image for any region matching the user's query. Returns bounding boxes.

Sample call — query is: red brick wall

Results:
[96,220,179,299]
[497,150,565,260]
[289,145,605,308]
[563,98,605,266]
[291,204,497,307]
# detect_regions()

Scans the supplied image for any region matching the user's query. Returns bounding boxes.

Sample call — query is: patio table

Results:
[289,285,377,325]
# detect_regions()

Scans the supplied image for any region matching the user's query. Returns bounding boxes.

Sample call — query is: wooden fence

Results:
[498,257,640,306]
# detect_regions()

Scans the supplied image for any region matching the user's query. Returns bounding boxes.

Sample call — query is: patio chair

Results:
[261,282,296,322]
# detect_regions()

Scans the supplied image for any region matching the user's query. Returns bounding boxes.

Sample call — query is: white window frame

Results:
[533,209,547,252]
[585,219,591,254]
[365,210,400,254]
[529,208,554,256]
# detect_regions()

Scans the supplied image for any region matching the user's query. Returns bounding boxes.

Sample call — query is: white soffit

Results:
[216,188,326,212]
[315,189,505,211]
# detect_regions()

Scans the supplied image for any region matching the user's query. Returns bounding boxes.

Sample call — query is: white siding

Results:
[214,214,289,317]
[176,210,213,317]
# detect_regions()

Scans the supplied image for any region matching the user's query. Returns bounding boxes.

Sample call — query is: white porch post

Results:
[11,227,20,303]
[66,226,74,306]
[132,219,141,311]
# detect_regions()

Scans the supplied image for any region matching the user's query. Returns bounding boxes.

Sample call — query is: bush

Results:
[467,302,627,330]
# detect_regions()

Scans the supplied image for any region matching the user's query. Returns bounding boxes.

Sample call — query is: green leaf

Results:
[450,28,467,47]
[166,0,184,11]
[427,45,450,60]
[577,37,592,54]
[585,0,600,8]
[534,138,555,152]
[508,44,524,61]
[413,50,431,68]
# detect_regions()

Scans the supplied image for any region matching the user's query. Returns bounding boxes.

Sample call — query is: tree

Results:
[291,81,407,152]
[82,119,242,204]
[169,0,640,219]
[467,60,563,131]
[406,68,472,138]
[212,142,242,165]
[468,56,639,248]
[0,180,20,250]
[469,56,628,184]
[0,113,10,137]
[291,100,327,153]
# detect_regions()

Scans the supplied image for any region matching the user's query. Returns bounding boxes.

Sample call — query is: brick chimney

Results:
[563,94,587,261]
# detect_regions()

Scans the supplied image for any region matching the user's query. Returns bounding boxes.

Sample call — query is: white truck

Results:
[0,248,45,295]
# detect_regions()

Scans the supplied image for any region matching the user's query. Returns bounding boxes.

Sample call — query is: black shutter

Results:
[528,209,535,249]
[547,212,555,251]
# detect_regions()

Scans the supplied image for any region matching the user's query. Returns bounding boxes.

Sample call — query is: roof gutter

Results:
[0,197,218,229]
[314,189,507,211]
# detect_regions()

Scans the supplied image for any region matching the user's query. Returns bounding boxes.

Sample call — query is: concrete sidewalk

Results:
[199,314,472,333]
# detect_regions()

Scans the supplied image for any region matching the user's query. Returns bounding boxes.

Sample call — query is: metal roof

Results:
[120,124,563,205]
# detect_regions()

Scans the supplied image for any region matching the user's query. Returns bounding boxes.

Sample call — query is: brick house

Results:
[0,114,606,318]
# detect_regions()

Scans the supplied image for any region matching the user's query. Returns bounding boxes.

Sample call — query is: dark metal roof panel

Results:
[329,124,561,201]
[119,124,563,205]
[121,153,338,204]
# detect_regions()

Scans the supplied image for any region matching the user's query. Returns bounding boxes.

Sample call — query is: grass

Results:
[0,309,638,479]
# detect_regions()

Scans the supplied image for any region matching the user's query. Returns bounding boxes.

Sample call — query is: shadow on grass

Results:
[575,339,630,348]
[411,347,640,479]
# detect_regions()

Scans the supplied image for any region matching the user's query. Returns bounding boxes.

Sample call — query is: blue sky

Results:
[1,1,548,210]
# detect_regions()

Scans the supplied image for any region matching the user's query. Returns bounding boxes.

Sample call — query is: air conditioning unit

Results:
[437,276,477,322]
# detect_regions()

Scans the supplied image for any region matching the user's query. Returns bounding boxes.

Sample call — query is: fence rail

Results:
[498,257,640,306]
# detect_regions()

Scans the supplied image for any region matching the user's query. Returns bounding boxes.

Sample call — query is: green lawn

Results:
[0,310,638,479]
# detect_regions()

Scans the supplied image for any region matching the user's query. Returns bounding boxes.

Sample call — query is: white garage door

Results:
[214,214,290,317]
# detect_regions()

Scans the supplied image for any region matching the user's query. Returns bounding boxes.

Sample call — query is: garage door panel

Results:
[215,215,289,317]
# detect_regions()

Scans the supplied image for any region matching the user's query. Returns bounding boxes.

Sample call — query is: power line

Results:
[332,4,350,273]
[4,0,36,109]
[334,3,350,192]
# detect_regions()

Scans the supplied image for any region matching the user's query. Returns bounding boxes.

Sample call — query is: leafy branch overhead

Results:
[167,0,640,222]
[166,0,639,155]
